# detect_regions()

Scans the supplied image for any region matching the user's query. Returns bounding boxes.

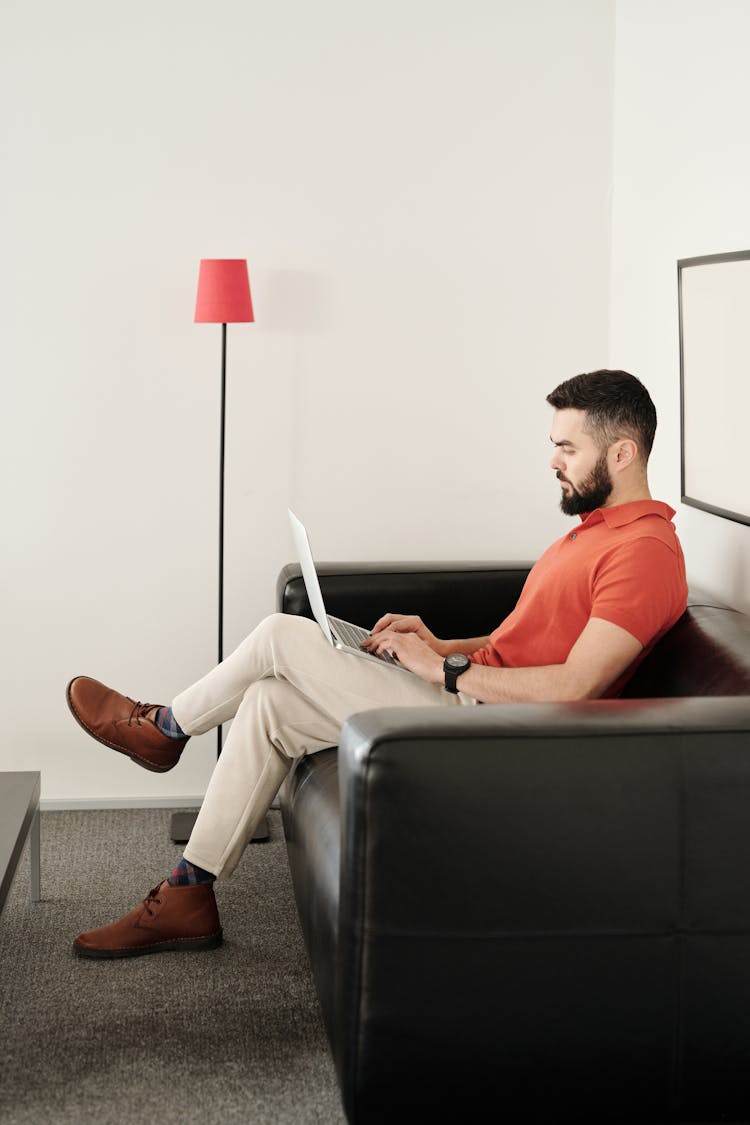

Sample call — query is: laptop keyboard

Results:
[328,615,398,665]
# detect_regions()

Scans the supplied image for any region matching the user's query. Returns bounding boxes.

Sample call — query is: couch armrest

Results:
[332,695,750,1123]
[276,560,533,641]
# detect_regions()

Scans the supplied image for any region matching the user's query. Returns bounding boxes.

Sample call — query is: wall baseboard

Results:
[40,796,203,811]
[40,797,282,812]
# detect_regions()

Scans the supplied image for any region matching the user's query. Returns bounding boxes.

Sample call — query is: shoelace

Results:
[126,699,157,728]
[140,884,164,919]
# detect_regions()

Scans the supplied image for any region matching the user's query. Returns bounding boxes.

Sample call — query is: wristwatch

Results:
[443,653,471,693]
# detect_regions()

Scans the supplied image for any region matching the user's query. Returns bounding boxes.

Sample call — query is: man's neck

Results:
[604,477,652,508]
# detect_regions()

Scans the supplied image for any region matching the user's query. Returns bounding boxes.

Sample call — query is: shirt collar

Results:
[578,500,676,529]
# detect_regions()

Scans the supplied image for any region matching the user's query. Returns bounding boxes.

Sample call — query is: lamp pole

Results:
[217,321,227,760]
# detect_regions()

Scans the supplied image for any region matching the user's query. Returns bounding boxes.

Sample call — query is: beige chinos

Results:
[172,613,475,878]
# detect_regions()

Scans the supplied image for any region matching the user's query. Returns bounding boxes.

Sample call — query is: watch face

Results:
[446,654,469,669]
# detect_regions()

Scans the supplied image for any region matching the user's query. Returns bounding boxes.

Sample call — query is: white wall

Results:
[610,0,750,613]
[2,0,615,803]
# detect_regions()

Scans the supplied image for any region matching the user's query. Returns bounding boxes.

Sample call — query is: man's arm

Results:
[366,616,643,703]
[438,636,491,656]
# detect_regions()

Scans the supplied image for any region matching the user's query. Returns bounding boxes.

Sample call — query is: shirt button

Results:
[569,532,577,540]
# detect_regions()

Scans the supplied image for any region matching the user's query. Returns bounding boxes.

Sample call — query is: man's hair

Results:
[546,369,657,460]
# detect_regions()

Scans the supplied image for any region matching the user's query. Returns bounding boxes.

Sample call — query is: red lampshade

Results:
[194,259,254,323]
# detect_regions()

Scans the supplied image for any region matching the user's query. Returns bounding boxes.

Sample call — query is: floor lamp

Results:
[170,260,269,844]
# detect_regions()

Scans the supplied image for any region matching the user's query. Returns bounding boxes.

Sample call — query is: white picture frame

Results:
[678,250,750,527]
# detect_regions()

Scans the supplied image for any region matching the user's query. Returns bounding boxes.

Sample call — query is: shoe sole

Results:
[65,679,179,774]
[73,931,223,959]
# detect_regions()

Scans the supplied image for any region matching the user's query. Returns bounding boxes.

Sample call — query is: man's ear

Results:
[611,438,638,470]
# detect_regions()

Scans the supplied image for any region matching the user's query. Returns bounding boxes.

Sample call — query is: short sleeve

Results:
[589,537,687,647]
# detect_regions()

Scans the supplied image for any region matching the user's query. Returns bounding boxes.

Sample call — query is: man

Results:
[66,369,688,958]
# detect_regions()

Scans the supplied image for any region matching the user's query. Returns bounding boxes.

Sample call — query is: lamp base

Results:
[169,810,270,845]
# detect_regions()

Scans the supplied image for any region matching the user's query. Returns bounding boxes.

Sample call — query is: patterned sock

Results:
[168,858,215,887]
[155,706,188,740]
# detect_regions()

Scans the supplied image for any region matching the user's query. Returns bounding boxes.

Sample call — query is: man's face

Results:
[549,408,613,516]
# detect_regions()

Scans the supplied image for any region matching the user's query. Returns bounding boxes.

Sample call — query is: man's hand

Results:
[367,613,445,653]
[361,626,445,684]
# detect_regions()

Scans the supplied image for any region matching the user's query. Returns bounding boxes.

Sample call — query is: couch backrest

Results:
[621,591,750,698]
[277,562,533,642]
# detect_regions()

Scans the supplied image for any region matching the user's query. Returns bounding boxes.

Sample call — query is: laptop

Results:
[288,508,412,675]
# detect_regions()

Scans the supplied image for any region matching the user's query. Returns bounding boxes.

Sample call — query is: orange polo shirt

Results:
[470,500,688,696]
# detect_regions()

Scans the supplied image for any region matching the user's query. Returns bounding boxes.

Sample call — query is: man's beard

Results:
[557,452,613,516]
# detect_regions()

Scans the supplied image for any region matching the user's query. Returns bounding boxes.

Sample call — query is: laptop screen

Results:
[288,509,334,645]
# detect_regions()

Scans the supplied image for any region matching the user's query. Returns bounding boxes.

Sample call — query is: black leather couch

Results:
[276,562,750,1124]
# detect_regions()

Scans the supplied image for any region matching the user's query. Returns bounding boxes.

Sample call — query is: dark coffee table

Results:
[0,771,41,914]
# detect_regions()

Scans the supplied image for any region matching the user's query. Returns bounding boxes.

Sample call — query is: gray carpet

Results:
[0,808,346,1125]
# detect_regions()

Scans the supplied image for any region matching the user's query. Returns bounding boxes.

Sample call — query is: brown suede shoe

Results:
[66,676,188,773]
[73,880,222,958]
